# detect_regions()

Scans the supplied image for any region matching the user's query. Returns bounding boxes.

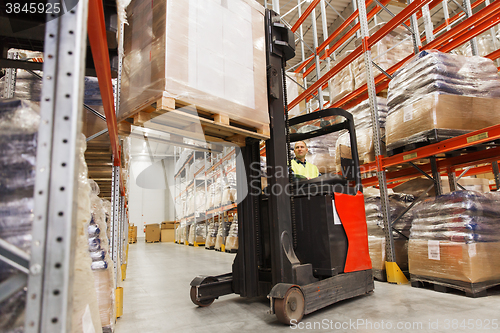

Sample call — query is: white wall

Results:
[128,156,175,237]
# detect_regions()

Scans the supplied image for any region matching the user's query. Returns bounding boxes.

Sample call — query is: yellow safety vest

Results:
[291,159,319,179]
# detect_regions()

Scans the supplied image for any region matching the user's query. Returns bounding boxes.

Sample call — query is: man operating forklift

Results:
[291,141,319,180]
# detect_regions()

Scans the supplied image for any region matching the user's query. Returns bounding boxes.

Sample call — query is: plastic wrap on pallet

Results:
[72,134,103,333]
[329,51,355,103]
[410,191,500,282]
[386,50,500,148]
[0,99,40,332]
[120,0,269,126]
[205,221,218,248]
[353,24,413,90]
[215,220,230,250]
[410,191,500,243]
[195,186,206,214]
[334,98,387,169]
[364,188,414,274]
[225,221,239,252]
[456,31,498,57]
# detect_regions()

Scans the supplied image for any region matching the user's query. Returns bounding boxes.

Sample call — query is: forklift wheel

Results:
[190,286,215,307]
[274,287,305,325]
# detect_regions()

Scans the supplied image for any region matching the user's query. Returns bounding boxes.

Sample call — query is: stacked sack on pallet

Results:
[335,97,388,172]
[0,99,39,332]
[385,50,500,151]
[455,31,499,57]
[364,188,414,280]
[73,135,104,333]
[409,191,500,287]
[188,222,206,245]
[225,214,238,253]
[205,220,219,249]
[329,51,355,104]
[88,180,116,332]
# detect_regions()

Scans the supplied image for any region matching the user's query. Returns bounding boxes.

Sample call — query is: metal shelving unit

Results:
[0,0,127,330]
[265,0,500,283]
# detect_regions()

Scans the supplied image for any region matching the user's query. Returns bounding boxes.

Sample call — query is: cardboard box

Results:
[441,176,490,193]
[161,221,176,229]
[161,229,175,242]
[386,94,500,147]
[145,224,160,243]
[408,239,500,283]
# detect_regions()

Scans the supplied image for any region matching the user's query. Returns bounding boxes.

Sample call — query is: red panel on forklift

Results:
[334,191,372,273]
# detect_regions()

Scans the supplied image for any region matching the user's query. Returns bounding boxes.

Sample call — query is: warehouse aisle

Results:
[115,240,500,333]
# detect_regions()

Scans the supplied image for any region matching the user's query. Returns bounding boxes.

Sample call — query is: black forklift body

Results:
[190,9,373,324]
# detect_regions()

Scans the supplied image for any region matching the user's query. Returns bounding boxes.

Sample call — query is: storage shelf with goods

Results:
[272,0,500,285]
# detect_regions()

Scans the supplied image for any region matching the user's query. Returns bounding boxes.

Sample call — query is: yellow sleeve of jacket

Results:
[291,159,319,179]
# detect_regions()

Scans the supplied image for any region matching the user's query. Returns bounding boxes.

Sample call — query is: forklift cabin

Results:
[190,9,374,325]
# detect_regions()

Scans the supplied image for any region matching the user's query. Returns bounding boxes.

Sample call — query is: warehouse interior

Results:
[1,0,500,332]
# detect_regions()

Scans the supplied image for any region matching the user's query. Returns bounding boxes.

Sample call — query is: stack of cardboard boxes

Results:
[128,224,137,244]
[161,221,176,242]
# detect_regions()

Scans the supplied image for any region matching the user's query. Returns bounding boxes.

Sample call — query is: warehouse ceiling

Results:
[255,0,468,80]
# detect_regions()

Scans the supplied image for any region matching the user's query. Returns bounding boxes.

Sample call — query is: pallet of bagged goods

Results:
[385,50,500,156]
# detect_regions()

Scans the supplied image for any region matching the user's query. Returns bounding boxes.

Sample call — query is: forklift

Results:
[190,9,374,325]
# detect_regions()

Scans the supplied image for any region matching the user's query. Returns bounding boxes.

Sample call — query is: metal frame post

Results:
[422,4,435,42]
[463,0,479,55]
[492,161,500,190]
[443,0,452,32]
[357,0,398,267]
[408,0,422,54]
[430,156,443,195]
[25,0,89,330]
[3,51,19,98]
[447,167,458,192]
[273,0,280,14]
[311,8,325,109]
[111,165,121,287]
[320,0,332,103]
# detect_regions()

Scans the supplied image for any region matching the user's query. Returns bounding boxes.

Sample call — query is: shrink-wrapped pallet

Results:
[205,222,219,249]
[72,135,103,333]
[386,50,500,149]
[329,51,355,103]
[353,25,412,90]
[225,221,239,252]
[0,99,40,332]
[286,72,307,117]
[335,97,387,170]
[121,0,268,127]
[409,191,500,284]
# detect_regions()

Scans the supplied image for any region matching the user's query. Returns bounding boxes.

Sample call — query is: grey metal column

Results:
[408,0,421,54]
[463,0,479,55]
[447,168,458,192]
[320,0,331,103]
[311,8,325,109]
[352,0,360,38]
[430,157,443,195]
[485,0,498,60]
[2,51,19,98]
[111,165,121,287]
[357,0,396,263]
[273,0,280,14]
[298,0,308,89]
[422,4,435,42]
[492,161,500,191]
[442,0,451,32]
[25,0,89,330]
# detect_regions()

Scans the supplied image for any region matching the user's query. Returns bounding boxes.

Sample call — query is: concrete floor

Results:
[116,239,500,333]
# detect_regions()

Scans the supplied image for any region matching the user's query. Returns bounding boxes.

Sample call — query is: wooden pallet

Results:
[372,269,387,282]
[410,274,500,298]
[225,249,238,253]
[128,239,137,244]
[125,95,270,147]
[205,245,215,250]
[145,240,160,244]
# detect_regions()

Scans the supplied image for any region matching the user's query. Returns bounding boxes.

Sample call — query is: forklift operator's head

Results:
[294,141,308,162]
